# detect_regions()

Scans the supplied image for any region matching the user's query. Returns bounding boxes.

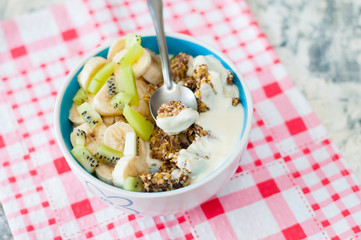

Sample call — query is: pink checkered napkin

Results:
[0,0,361,239]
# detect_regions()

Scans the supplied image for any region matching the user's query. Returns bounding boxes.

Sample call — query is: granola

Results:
[157,100,187,118]
[232,97,240,106]
[140,171,190,192]
[149,126,183,162]
[170,52,191,82]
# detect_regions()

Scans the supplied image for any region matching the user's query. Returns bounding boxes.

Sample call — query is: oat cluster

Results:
[232,97,240,106]
[140,172,190,192]
[226,70,234,85]
[157,100,187,118]
[158,161,178,173]
[144,83,158,102]
[193,64,214,89]
[149,127,184,162]
[171,52,190,82]
[149,125,209,163]
[185,124,209,143]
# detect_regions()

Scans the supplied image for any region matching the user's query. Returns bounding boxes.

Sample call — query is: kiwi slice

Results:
[73,88,88,105]
[111,91,132,109]
[87,62,116,94]
[125,33,141,49]
[71,145,98,173]
[115,65,139,106]
[95,144,123,166]
[117,43,144,67]
[106,77,119,96]
[75,129,86,146]
[123,105,154,141]
[123,176,144,192]
[76,102,103,128]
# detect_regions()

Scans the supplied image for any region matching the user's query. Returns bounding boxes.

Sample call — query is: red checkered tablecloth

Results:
[1,0,361,239]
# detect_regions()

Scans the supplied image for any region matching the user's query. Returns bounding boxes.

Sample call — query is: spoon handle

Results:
[147,0,174,90]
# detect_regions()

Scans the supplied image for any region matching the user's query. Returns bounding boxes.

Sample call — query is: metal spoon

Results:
[147,0,197,120]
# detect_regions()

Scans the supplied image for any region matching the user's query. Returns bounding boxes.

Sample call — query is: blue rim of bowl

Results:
[54,33,253,198]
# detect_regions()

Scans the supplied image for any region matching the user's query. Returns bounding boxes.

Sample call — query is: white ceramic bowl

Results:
[54,33,253,216]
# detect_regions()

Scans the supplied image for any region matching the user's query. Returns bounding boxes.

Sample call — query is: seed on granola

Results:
[226,70,234,85]
[232,97,240,106]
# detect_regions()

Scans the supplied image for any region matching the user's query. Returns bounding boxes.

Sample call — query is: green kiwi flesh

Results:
[111,91,132,109]
[125,33,141,49]
[87,62,116,94]
[123,105,154,141]
[106,77,118,96]
[95,144,123,166]
[72,88,88,105]
[123,176,144,192]
[117,43,144,67]
[115,65,139,106]
[75,129,86,145]
[76,102,103,128]
[71,145,98,173]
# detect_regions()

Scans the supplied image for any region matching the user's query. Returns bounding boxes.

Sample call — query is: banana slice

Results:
[69,104,86,125]
[143,53,163,85]
[95,162,114,184]
[115,115,127,123]
[103,116,115,126]
[138,138,162,172]
[69,94,96,125]
[78,57,108,90]
[113,49,152,78]
[138,138,150,160]
[135,78,149,101]
[132,78,151,119]
[107,37,126,60]
[87,95,94,105]
[102,112,128,126]
[103,122,135,153]
[91,83,123,116]
[124,132,137,156]
[70,123,107,155]
[112,156,149,187]
[133,49,152,78]
[112,49,127,63]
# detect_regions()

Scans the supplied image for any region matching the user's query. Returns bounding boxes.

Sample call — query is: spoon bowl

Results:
[147,0,197,119]
[149,85,197,119]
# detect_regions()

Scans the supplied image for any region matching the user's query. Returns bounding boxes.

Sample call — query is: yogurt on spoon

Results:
[155,101,199,135]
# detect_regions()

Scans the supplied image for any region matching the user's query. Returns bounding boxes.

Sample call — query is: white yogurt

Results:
[142,140,163,173]
[177,55,244,182]
[156,108,199,135]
